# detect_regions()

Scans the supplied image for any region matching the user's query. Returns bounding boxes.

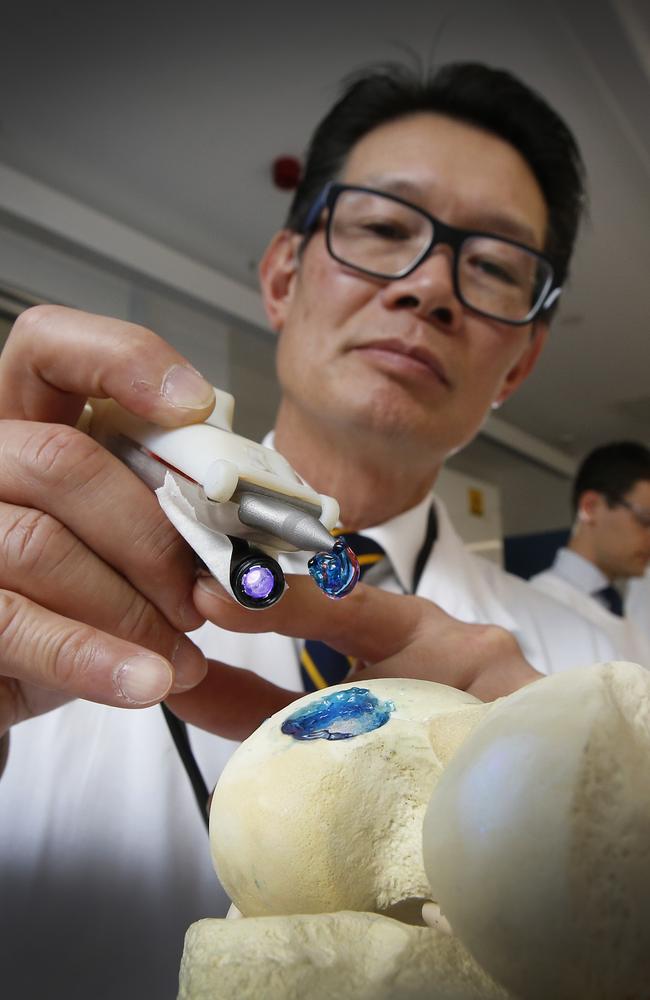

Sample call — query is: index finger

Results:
[0,305,215,426]
[194,573,434,664]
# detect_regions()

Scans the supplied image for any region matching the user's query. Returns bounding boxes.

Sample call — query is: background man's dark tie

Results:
[594,585,624,617]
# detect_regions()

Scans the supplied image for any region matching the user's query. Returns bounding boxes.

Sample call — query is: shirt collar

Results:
[262,430,433,593]
[354,491,434,594]
[552,547,609,595]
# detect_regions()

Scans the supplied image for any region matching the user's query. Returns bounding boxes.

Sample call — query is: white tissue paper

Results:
[155,471,236,599]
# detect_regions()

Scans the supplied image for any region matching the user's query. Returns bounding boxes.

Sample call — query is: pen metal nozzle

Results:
[238,492,335,553]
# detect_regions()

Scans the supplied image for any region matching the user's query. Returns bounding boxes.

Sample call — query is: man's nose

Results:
[379,248,463,329]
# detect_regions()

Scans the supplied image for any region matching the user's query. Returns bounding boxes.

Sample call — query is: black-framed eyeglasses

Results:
[301,182,561,326]
[615,496,650,529]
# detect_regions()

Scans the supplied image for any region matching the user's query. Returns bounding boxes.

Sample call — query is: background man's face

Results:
[272,112,549,462]
[592,480,650,579]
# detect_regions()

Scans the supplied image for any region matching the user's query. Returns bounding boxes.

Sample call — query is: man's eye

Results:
[471,257,520,285]
[361,220,411,240]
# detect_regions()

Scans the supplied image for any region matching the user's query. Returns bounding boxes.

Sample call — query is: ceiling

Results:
[1,0,648,459]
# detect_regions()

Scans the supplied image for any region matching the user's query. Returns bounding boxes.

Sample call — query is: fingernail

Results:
[115,654,173,705]
[161,365,215,410]
[178,591,206,632]
[195,574,230,600]
[171,635,208,691]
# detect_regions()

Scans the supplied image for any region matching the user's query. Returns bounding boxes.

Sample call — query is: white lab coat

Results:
[626,569,650,645]
[531,566,650,668]
[0,495,621,1000]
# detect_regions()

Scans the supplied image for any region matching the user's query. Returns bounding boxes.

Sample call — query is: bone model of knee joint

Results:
[179,664,650,999]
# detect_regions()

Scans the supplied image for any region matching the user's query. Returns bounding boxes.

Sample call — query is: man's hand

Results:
[0,305,216,736]
[168,572,542,741]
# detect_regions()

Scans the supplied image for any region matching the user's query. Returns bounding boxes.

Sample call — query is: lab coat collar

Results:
[421,495,521,638]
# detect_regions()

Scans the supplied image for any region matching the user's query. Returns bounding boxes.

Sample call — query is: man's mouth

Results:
[353,339,451,386]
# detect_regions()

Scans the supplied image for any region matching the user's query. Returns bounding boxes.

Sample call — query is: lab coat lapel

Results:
[417,496,521,635]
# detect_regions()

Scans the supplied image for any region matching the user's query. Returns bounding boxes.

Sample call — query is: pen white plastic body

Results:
[83,390,339,555]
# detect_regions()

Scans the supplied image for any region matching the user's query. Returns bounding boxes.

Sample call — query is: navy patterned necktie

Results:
[594,584,624,617]
[300,533,386,692]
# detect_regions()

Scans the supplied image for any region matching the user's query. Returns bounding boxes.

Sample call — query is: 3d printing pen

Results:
[82,388,360,609]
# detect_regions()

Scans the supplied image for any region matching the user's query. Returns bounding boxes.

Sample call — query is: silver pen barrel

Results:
[238,492,335,553]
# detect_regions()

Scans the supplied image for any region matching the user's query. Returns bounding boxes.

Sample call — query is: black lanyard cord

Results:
[411,503,438,594]
[161,703,210,829]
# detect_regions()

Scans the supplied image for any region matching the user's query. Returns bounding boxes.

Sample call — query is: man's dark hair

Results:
[286,61,586,293]
[572,441,650,514]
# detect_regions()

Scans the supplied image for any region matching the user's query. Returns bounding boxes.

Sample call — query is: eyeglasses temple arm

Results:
[542,286,562,311]
[301,181,334,233]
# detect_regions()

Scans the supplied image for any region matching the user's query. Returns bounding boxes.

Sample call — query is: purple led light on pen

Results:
[240,564,276,601]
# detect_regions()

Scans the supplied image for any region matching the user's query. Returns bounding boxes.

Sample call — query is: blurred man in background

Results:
[531,441,650,663]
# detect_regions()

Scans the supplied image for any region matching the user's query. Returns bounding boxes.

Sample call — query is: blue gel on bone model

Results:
[281,687,395,741]
[308,537,360,599]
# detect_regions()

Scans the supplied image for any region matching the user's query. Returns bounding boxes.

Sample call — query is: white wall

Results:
[436,466,504,564]
[447,435,572,538]
[0,216,229,391]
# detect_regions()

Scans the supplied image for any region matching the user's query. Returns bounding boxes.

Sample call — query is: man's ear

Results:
[577,490,602,524]
[258,230,302,333]
[494,321,549,407]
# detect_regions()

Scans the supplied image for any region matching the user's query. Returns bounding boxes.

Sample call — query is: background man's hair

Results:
[572,441,650,514]
[286,61,586,297]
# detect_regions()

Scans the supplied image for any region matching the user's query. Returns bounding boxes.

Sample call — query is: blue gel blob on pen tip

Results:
[281,687,395,741]
[308,537,360,599]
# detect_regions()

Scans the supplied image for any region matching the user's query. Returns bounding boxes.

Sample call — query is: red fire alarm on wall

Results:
[272,155,302,190]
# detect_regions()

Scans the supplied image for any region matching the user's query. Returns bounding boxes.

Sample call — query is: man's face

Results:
[591,480,650,579]
[264,112,550,461]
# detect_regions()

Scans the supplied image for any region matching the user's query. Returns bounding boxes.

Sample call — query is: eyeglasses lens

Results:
[458,237,552,323]
[329,189,432,277]
[620,498,650,529]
